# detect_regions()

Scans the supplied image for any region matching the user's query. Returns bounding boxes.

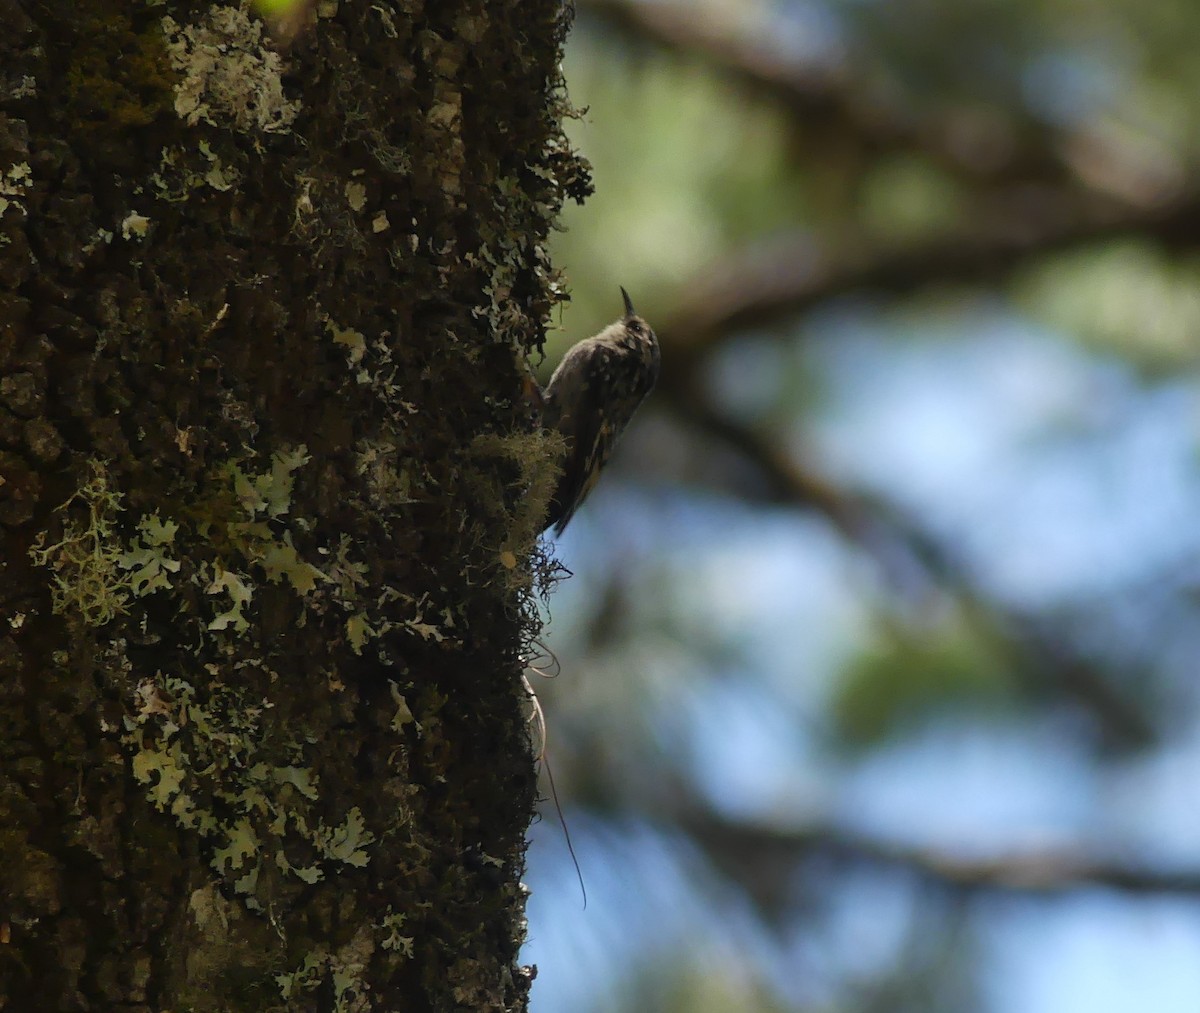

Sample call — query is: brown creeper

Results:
[541,287,661,534]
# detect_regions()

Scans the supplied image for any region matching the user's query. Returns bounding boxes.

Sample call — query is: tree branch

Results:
[684,811,1200,901]
[661,189,1200,375]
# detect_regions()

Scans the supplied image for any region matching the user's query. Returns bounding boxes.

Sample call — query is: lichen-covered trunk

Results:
[0,0,586,1008]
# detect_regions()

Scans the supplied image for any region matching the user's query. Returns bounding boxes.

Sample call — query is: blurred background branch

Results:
[581,0,1188,204]
[658,376,1158,747]
[683,811,1200,901]
[661,191,1200,372]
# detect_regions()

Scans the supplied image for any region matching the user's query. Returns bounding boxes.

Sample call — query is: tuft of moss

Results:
[65,14,174,132]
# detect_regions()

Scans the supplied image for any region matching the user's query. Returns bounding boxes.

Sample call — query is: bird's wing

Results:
[544,346,619,535]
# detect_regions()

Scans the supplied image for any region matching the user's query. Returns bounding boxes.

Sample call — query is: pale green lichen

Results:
[313,806,374,866]
[25,460,172,626]
[258,532,327,593]
[320,306,420,404]
[345,613,374,655]
[161,6,300,133]
[101,444,401,913]
[118,513,182,596]
[275,925,375,1011]
[343,590,459,657]
[355,439,419,507]
[344,179,367,212]
[323,533,371,598]
[276,951,327,1001]
[0,161,32,220]
[120,211,151,240]
[377,908,415,957]
[27,467,125,623]
[125,670,377,910]
[201,446,331,619]
[388,681,416,732]
[200,446,437,657]
[34,448,424,915]
[150,142,241,202]
[206,564,254,632]
[82,228,115,255]
[327,318,367,366]
[228,444,310,518]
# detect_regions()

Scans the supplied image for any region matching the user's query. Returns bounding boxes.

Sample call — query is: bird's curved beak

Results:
[620,286,636,318]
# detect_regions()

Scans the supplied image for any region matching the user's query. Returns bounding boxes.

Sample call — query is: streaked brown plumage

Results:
[541,287,660,534]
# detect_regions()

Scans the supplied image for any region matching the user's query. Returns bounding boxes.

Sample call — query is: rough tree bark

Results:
[0,0,587,1008]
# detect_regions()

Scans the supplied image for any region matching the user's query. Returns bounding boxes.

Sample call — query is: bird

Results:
[541,286,661,535]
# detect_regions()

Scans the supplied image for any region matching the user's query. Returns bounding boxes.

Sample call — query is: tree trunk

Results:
[0,0,587,1008]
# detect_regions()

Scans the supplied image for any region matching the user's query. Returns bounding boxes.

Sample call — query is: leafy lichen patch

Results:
[119,513,182,596]
[161,6,300,134]
[150,142,241,202]
[0,161,32,221]
[206,563,254,633]
[27,448,393,915]
[124,669,379,911]
[28,460,133,626]
[226,444,310,519]
[275,925,376,1013]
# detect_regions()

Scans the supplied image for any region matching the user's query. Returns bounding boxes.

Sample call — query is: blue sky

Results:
[523,309,1200,1012]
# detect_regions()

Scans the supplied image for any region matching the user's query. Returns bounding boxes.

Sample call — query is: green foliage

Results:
[859,154,971,241]
[833,628,1017,748]
[1015,241,1200,372]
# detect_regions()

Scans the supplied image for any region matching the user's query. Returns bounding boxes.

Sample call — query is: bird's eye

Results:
[628,321,642,335]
